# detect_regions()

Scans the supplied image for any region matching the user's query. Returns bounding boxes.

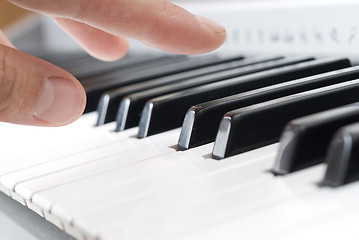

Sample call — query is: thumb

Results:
[0,42,86,127]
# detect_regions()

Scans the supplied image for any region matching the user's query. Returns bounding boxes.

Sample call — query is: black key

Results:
[84,53,243,112]
[212,79,359,159]
[83,54,188,112]
[322,123,359,187]
[117,56,314,132]
[178,67,359,150]
[81,54,188,86]
[138,58,350,138]
[73,53,170,80]
[41,51,90,67]
[96,56,282,125]
[273,103,359,175]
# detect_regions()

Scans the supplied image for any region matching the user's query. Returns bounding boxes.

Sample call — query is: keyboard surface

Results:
[4,1,359,239]
[2,51,359,240]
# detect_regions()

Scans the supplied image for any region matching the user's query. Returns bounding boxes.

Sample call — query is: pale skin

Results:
[0,0,226,127]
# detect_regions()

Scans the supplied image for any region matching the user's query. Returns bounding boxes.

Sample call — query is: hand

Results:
[1,0,226,127]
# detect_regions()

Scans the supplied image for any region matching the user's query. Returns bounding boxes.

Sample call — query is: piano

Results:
[2,0,359,239]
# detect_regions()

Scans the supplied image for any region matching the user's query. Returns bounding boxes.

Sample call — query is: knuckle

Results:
[0,46,25,118]
[72,0,95,19]
[144,1,186,44]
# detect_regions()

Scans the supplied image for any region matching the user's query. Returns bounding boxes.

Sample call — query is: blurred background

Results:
[0,1,30,29]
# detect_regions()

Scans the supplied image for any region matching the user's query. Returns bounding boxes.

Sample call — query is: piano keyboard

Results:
[2,51,359,240]
[4,1,359,239]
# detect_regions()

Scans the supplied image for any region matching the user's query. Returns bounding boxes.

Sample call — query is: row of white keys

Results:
[70,144,278,239]
[0,126,136,196]
[98,163,327,240]
[0,114,135,168]
[3,127,181,202]
[50,143,275,238]
[14,129,181,203]
[176,170,359,240]
[31,141,212,225]
[0,112,98,163]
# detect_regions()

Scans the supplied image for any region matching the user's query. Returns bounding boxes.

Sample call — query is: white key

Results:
[15,135,178,201]
[0,113,98,162]
[36,144,274,236]
[71,144,278,237]
[33,144,212,224]
[97,164,324,240]
[2,129,180,195]
[0,123,135,168]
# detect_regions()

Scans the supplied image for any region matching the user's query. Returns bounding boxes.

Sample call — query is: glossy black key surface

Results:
[83,53,243,112]
[116,56,314,132]
[322,123,359,187]
[273,103,359,175]
[212,79,359,160]
[178,67,359,150]
[96,56,282,125]
[138,58,350,138]
[83,54,188,112]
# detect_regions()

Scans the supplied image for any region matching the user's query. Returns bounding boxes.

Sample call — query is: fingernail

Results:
[195,15,226,34]
[33,77,85,126]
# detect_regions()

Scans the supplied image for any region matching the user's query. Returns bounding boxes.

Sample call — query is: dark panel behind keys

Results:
[212,79,359,160]
[178,66,359,150]
[118,56,315,132]
[96,56,279,125]
[83,53,244,113]
[138,58,350,138]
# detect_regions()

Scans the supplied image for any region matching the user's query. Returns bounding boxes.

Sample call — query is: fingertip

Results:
[54,18,129,62]
[84,37,129,62]
[0,44,86,127]
[33,76,87,127]
[140,4,227,55]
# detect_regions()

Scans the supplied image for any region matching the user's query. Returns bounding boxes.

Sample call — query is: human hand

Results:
[1,0,226,127]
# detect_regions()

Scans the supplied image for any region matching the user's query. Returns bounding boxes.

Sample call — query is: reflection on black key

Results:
[73,53,169,80]
[117,56,314,132]
[273,103,359,175]
[118,56,313,132]
[322,123,359,187]
[138,58,350,138]
[96,56,282,125]
[84,53,243,112]
[83,55,187,112]
[178,67,359,150]
[212,79,359,160]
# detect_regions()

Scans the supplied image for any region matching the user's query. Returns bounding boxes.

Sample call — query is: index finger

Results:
[9,0,226,54]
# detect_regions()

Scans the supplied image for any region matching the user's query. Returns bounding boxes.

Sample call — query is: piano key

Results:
[14,132,180,202]
[34,143,276,231]
[1,128,179,195]
[138,58,351,138]
[83,54,188,112]
[178,66,359,150]
[83,53,244,113]
[72,144,279,238]
[72,53,171,80]
[273,103,359,175]
[0,123,136,177]
[118,56,316,132]
[212,79,359,159]
[166,174,359,240]
[74,147,324,240]
[0,112,102,166]
[81,54,188,87]
[322,123,359,187]
[96,55,281,125]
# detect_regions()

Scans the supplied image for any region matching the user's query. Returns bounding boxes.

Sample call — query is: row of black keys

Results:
[48,51,359,188]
